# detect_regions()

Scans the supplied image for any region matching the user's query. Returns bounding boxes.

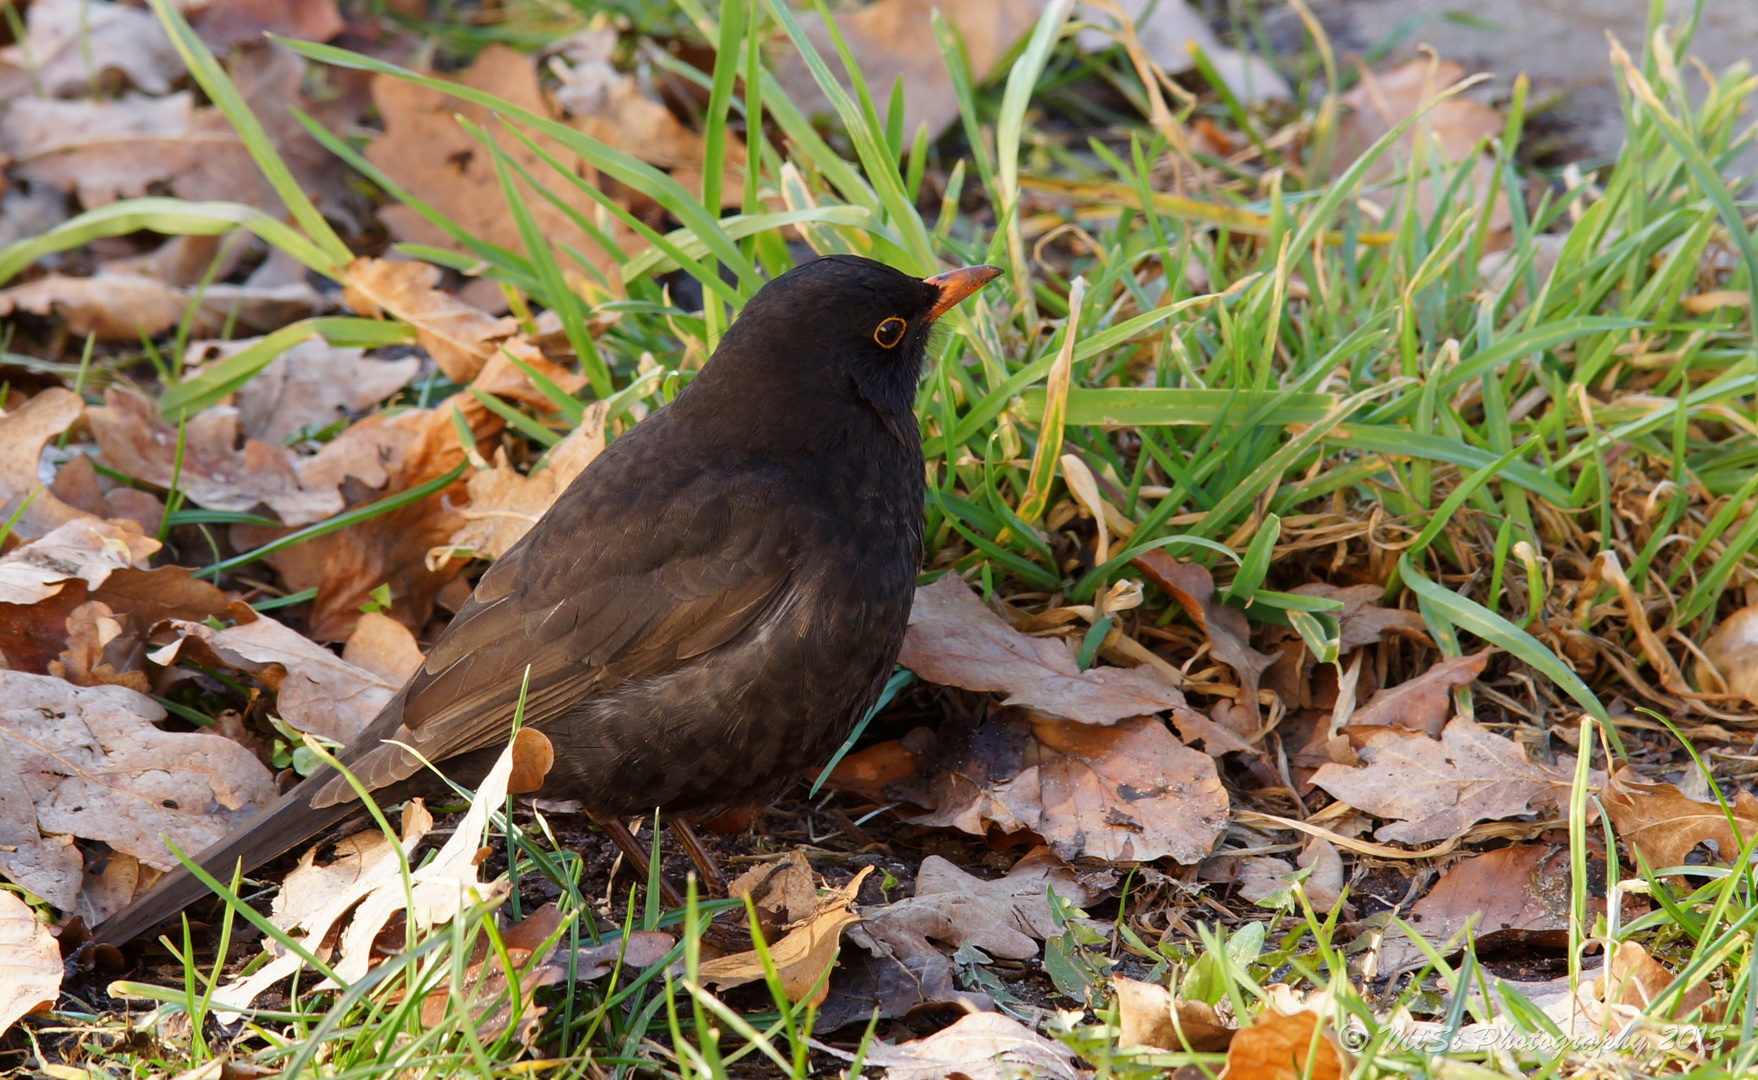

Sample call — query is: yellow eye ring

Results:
[874,317,907,348]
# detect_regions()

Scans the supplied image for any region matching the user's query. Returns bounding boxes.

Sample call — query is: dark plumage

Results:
[99,255,1000,945]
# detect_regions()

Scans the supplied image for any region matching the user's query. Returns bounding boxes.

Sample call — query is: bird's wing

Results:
[313,444,802,805]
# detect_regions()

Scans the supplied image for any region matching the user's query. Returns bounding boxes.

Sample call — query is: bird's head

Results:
[689,255,1002,431]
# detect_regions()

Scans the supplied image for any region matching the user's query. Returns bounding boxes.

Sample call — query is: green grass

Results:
[5,0,1758,1075]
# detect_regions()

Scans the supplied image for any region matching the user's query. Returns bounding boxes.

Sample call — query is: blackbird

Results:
[99,255,1002,945]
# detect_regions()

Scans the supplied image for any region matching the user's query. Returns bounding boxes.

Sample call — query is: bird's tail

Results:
[96,773,365,946]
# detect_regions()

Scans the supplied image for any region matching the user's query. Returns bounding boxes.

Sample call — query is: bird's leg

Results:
[669,819,729,898]
[594,814,684,909]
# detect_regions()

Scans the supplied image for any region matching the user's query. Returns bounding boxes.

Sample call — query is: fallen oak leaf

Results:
[900,574,1188,725]
[0,273,329,343]
[342,258,519,383]
[0,518,159,607]
[87,388,345,526]
[0,388,91,541]
[862,847,1104,962]
[1699,604,1758,705]
[0,889,60,1035]
[698,866,872,1006]
[1114,975,1236,1052]
[1311,717,1591,845]
[49,600,150,694]
[148,611,399,745]
[1584,939,1715,1023]
[1222,1009,1351,1080]
[844,1011,1084,1080]
[1132,548,1276,730]
[0,0,183,98]
[341,611,426,685]
[1344,650,1493,739]
[0,670,276,909]
[48,454,165,538]
[1288,583,1429,651]
[1601,766,1758,872]
[187,336,420,447]
[433,401,609,564]
[1374,844,1572,976]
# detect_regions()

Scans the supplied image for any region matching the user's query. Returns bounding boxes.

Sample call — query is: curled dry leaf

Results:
[698,866,872,1006]
[50,600,150,694]
[186,336,420,447]
[1114,975,1235,1052]
[852,1011,1084,1080]
[902,712,1228,863]
[1585,940,1715,1023]
[0,517,159,607]
[341,611,426,686]
[0,0,182,99]
[417,901,671,1045]
[88,388,344,526]
[1345,649,1492,739]
[191,0,346,50]
[1311,717,1590,845]
[1699,604,1758,705]
[864,847,1103,962]
[342,258,519,383]
[48,455,165,538]
[216,736,523,1014]
[149,612,399,745]
[1222,1009,1351,1080]
[0,388,90,541]
[1375,844,1571,975]
[1601,766,1758,871]
[1133,549,1276,730]
[1331,56,1508,232]
[436,401,609,563]
[0,273,328,343]
[0,889,60,1035]
[0,670,276,909]
[900,574,1188,725]
[244,340,584,641]
[364,45,629,285]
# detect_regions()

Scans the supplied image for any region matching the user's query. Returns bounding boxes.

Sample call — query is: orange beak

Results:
[923,265,1003,321]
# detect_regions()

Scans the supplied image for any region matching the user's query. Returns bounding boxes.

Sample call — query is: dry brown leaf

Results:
[0,889,60,1035]
[1,93,197,209]
[187,335,420,446]
[436,401,608,562]
[0,0,183,99]
[341,611,426,686]
[0,388,91,541]
[905,712,1228,863]
[1133,549,1276,730]
[74,851,152,928]
[1587,940,1714,1021]
[88,388,344,526]
[417,902,672,1046]
[89,564,230,628]
[1699,604,1758,704]
[698,866,871,1006]
[49,600,150,694]
[901,575,1188,725]
[364,45,628,283]
[854,1011,1083,1080]
[1288,583,1429,651]
[149,612,399,744]
[1298,837,1345,914]
[247,345,583,640]
[342,258,519,382]
[1345,650,1492,739]
[1114,976,1236,1052]
[864,847,1103,962]
[1222,1009,1351,1080]
[1071,0,1289,104]
[1601,766,1758,871]
[552,32,744,205]
[0,670,276,909]
[1311,717,1589,845]
[48,454,165,538]
[1331,57,1508,232]
[1377,845,1571,974]
[191,0,345,49]
[0,517,159,607]
[0,272,327,344]
[217,737,524,1014]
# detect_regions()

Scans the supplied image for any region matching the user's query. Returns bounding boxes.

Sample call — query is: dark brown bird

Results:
[98,255,1000,945]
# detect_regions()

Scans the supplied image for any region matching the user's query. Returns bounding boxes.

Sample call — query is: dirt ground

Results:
[1284,0,1758,172]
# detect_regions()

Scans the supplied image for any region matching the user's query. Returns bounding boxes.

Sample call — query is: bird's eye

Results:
[873,317,907,349]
